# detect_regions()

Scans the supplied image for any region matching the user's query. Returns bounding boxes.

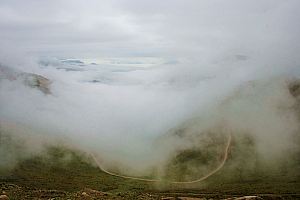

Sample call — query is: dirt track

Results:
[91,133,232,184]
[1,120,232,184]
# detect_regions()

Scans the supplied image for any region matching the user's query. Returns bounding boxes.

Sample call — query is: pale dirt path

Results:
[91,133,232,184]
[1,120,232,184]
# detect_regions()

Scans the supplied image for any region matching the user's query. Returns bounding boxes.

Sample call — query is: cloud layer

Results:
[0,0,300,174]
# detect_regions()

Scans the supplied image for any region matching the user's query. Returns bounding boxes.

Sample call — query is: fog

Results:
[0,0,300,176]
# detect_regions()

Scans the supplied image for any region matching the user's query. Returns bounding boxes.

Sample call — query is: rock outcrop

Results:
[0,64,51,94]
[289,80,300,98]
[0,194,9,200]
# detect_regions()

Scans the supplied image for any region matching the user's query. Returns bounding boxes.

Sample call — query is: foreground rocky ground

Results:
[1,182,299,200]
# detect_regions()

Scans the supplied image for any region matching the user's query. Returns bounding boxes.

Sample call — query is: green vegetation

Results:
[0,146,153,199]
[163,132,227,182]
[1,131,300,199]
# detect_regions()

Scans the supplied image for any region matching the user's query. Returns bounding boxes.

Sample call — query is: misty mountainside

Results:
[153,78,300,183]
[0,76,300,199]
[0,121,300,199]
[1,63,300,181]
[1,1,300,199]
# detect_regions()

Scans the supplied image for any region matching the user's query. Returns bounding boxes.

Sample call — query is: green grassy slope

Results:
[1,134,299,199]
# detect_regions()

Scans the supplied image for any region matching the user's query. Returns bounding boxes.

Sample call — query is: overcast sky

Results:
[0,0,299,61]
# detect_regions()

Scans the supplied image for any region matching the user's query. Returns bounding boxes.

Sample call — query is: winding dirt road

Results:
[91,133,232,184]
[1,121,232,184]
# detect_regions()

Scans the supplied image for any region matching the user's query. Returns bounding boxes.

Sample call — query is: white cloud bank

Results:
[0,0,300,173]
